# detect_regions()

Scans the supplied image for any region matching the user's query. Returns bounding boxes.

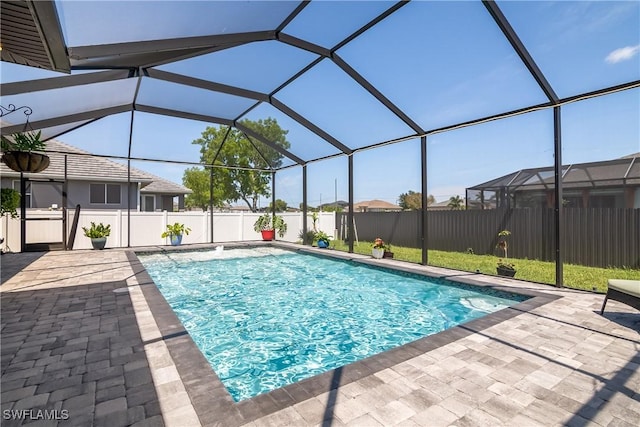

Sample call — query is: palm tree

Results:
[447,195,465,210]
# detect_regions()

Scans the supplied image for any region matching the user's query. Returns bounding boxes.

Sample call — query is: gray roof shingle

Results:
[1,139,191,195]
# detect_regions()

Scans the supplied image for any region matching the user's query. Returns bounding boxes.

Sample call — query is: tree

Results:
[447,195,465,210]
[182,167,230,211]
[268,199,288,212]
[398,191,435,210]
[321,205,343,213]
[299,203,317,211]
[184,118,290,212]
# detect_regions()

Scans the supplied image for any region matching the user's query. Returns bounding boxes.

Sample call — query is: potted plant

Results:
[372,237,387,259]
[495,230,516,276]
[314,230,331,248]
[383,243,394,259]
[1,130,50,173]
[1,188,20,219]
[496,259,516,277]
[496,230,511,257]
[161,222,191,246]
[82,222,111,250]
[253,213,287,241]
[298,229,316,245]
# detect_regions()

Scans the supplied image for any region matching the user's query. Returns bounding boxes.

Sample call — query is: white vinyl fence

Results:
[0,210,336,252]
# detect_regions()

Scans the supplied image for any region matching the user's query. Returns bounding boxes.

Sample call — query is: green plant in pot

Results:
[496,229,511,258]
[496,259,516,277]
[314,230,331,248]
[372,237,388,259]
[495,230,516,277]
[161,222,191,246]
[383,243,394,259]
[1,130,50,173]
[298,229,316,246]
[1,188,21,219]
[82,222,111,250]
[253,213,287,241]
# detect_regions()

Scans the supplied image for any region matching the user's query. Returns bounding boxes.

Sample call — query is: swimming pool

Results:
[138,247,528,401]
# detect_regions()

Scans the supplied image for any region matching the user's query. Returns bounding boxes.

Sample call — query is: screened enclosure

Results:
[1,0,639,287]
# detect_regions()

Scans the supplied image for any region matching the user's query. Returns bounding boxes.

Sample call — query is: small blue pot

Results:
[170,234,183,246]
[317,240,329,248]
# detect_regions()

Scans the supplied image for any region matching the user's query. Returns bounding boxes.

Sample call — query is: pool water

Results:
[138,247,527,401]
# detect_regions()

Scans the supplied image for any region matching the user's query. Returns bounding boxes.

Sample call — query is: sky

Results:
[1,0,639,209]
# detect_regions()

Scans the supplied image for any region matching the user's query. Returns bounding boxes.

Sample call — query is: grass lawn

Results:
[330,240,640,293]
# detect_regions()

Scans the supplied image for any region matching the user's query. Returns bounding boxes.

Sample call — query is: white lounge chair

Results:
[600,279,640,314]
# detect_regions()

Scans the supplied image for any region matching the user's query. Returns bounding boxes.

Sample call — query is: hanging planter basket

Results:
[2,151,50,173]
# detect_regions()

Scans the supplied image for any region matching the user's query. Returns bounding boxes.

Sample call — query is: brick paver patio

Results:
[1,244,638,426]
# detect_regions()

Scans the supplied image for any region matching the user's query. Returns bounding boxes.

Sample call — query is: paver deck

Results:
[1,244,638,426]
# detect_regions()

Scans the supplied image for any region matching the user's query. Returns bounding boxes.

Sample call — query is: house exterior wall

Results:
[32,181,63,208]
[139,194,186,212]
[161,195,173,212]
[67,181,139,210]
[0,179,139,210]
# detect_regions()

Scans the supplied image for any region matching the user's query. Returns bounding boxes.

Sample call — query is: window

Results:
[90,183,121,204]
[141,195,155,212]
[12,180,31,208]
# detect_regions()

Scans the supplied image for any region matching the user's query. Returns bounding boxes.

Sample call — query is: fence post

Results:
[203,211,208,244]
[116,210,122,248]
[162,210,168,245]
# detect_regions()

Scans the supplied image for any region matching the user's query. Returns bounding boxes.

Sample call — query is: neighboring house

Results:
[466,153,640,209]
[0,139,191,211]
[229,205,252,212]
[317,200,349,211]
[350,199,402,212]
[428,199,467,211]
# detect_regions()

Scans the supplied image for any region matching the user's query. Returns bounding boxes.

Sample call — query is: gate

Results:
[20,176,67,252]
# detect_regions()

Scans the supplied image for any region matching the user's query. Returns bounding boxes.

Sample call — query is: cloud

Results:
[605,45,640,64]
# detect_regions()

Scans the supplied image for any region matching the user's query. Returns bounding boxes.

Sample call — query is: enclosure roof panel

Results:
[155,41,319,94]
[282,1,395,49]
[56,1,302,46]
[0,0,637,172]
[337,0,550,131]
[497,0,640,98]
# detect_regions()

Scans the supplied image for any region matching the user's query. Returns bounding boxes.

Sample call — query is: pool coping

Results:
[127,242,560,426]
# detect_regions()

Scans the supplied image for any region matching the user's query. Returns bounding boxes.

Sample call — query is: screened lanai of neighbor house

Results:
[1,0,639,287]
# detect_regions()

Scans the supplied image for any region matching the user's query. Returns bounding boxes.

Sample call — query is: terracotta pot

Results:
[2,151,50,173]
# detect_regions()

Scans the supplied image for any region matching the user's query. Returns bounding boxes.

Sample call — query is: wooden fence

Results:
[337,208,640,268]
